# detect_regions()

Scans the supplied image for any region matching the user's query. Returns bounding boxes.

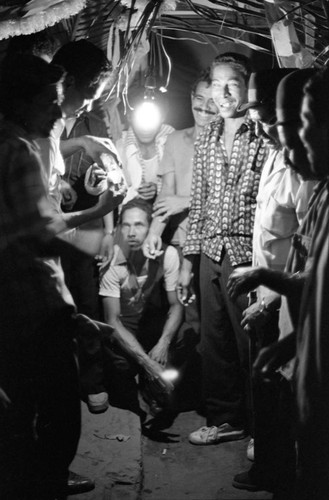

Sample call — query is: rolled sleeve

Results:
[163,245,180,291]
[99,265,122,298]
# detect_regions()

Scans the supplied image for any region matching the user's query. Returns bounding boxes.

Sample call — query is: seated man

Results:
[98,198,191,418]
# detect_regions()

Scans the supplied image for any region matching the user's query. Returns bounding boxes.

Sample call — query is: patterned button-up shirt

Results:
[183,117,268,266]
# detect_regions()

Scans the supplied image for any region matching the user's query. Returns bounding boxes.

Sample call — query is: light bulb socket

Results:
[145,74,157,90]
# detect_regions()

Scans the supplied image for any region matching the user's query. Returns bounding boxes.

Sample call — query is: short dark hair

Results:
[191,67,212,94]
[120,198,153,226]
[211,52,252,84]
[0,54,64,119]
[6,31,59,60]
[303,67,329,126]
[52,40,112,91]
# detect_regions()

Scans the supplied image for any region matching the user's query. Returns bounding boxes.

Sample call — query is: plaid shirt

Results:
[0,122,53,251]
[0,122,74,330]
[183,117,268,266]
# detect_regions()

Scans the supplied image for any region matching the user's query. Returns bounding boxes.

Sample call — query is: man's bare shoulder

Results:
[167,127,194,142]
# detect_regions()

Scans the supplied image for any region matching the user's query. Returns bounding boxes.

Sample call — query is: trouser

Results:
[0,311,81,500]
[251,375,296,497]
[61,248,100,320]
[296,403,329,500]
[199,252,249,427]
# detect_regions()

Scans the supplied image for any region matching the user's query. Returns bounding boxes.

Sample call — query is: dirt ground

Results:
[67,401,273,500]
[141,410,273,500]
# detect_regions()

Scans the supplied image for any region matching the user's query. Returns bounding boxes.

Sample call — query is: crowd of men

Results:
[0,31,328,500]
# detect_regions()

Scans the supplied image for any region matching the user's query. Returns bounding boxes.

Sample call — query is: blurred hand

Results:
[137,182,157,201]
[94,189,124,218]
[241,301,272,331]
[153,195,186,221]
[144,359,174,394]
[89,163,107,186]
[60,181,77,211]
[142,233,163,259]
[177,269,195,306]
[227,267,262,301]
[95,233,114,270]
[84,163,108,196]
[253,336,295,382]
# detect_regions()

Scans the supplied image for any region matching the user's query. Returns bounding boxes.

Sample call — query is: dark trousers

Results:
[296,405,329,500]
[0,312,81,500]
[199,252,249,427]
[251,374,296,497]
[62,249,100,320]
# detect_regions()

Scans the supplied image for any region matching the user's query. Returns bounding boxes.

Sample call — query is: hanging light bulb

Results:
[132,68,162,134]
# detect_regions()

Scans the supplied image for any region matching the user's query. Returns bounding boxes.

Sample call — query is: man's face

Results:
[211,63,248,119]
[130,101,163,145]
[131,119,160,145]
[299,94,328,179]
[61,78,107,119]
[249,105,278,146]
[27,83,63,139]
[121,207,150,251]
[191,81,218,128]
[277,121,313,180]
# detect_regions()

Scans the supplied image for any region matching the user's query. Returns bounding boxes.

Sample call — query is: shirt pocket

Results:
[261,196,299,239]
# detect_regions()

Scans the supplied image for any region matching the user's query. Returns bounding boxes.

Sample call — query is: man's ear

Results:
[64,73,75,90]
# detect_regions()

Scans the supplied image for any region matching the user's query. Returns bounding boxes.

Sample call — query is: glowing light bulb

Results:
[133,100,162,133]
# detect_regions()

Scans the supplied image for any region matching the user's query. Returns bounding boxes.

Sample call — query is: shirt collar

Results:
[112,244,129,266]
[209,114,253,136]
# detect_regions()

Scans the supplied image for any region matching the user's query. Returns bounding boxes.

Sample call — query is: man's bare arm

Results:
[227,266,307,301]
[102,296,172,389]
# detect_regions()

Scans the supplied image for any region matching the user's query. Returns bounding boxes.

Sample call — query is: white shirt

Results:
[116,124,174,203]
[253,147,315,300]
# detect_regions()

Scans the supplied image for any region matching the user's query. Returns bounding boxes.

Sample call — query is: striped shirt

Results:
[183,117,268,266]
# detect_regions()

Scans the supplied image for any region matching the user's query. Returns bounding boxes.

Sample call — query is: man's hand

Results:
[177,268,195,306]
[144,358,174,394]
[84,163,107,195]
[152,195,187,220]
[95,233,114,270]
[96,187,124,216]
[60,180,77,211]
[137,182,157,201]
[142,232,163,259]
[227,266,262,300]
[253,334,296,382]
[148,339,170,366]
[241,301,272,331]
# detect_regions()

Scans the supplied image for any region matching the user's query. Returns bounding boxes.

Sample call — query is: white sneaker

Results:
[189,423,246,445]
[87,392,109,414]
[247,438,254,461]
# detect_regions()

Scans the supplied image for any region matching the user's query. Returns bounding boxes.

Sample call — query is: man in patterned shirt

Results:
[178,53,268,445]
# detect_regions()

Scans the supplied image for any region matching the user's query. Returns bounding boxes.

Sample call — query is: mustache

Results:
[193,107,217,115]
